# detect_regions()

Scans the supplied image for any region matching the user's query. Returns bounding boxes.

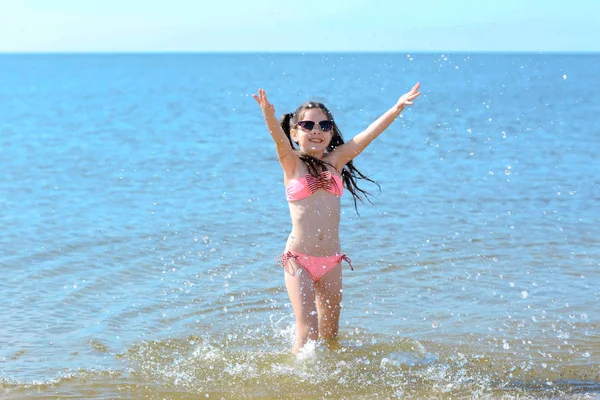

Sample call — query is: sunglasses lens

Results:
[298,121,315,131]
[319,121,333,132]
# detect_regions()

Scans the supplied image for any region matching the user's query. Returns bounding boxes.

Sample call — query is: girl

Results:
[252,83,421,353]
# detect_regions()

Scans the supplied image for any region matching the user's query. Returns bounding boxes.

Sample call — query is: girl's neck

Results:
[299,148,326,159]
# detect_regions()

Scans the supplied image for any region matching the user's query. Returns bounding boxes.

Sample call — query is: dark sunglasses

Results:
[297,120,334,132]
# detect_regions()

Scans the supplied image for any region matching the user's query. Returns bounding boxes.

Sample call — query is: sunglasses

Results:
[297,120,334,132]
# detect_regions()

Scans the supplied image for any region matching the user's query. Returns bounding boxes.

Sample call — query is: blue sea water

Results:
[0,52,599,399]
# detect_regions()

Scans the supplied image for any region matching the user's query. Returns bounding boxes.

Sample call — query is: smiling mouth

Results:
[309,138,323,143]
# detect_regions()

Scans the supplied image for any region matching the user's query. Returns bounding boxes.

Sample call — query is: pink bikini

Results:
[277,170,353,281]
[277,251,353,282]
[285,170,344,201]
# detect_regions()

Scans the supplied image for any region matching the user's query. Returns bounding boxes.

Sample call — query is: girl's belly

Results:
[286,225,341,256]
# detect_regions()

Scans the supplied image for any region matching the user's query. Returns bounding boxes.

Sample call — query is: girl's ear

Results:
[290,127,299,143]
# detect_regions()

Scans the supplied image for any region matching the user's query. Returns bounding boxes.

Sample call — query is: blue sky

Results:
[1,0,598,52]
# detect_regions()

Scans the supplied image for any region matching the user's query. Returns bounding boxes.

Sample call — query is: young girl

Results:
[252,83,421,353]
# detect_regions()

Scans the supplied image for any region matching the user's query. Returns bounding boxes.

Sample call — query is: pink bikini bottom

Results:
[276,250,353,282]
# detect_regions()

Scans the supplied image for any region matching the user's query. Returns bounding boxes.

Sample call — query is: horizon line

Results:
[1,50,599,55]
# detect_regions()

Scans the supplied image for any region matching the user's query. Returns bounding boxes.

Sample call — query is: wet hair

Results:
[280,101,379,213]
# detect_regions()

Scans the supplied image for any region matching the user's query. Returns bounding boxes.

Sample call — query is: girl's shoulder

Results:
[322,151,344,174]
[283,154,307,182]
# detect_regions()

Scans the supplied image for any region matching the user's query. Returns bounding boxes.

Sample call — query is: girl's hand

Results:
[396,82,421,111]
[252,88,275,116]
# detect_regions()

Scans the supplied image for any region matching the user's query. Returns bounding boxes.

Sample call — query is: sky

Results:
[0,0,598,53]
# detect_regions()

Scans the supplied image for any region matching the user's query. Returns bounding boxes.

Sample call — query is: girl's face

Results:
[290,108,333,157]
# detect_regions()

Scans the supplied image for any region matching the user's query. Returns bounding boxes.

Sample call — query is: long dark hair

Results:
[280,101,379,212]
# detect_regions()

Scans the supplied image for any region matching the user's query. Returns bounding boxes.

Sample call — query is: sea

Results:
[0,52,598,399]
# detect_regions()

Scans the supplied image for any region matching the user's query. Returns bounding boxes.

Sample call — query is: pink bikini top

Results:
[286,170,344,202]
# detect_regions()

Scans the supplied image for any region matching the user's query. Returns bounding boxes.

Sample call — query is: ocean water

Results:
[0,52,599,399]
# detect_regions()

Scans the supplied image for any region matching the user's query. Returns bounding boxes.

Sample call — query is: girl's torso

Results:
[284,155,343,256]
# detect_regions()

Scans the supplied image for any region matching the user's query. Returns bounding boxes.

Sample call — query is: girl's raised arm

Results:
[332,82,421,167]
[252,89,296,172]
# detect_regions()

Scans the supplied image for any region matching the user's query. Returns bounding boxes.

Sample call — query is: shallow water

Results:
[1,52,598,399]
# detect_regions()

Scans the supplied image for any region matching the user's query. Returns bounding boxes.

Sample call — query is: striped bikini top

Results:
[285,170,344,202]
